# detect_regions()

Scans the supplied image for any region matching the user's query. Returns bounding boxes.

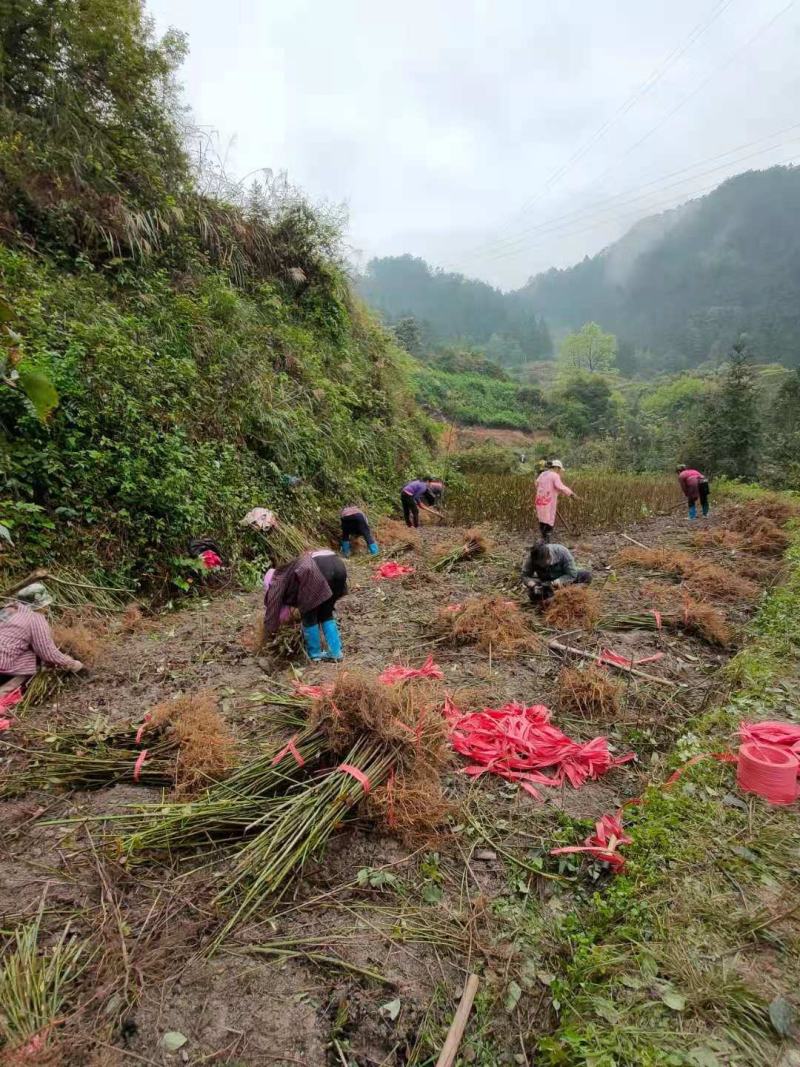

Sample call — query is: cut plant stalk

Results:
[210,738,394,950]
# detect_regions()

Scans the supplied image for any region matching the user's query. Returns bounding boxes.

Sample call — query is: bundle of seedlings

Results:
[119,730,327,858]
[1,726,178,797]
[146,690,237,793]
[691,528,744,550]
[430,527,491,572]
[724,498,797,531]
[683,562,759,604]
[375,517,420,555]
[433,596,540,655]
[557,666,621,721]
[542,585,601,630]
[614,546,694,576]
[0,899,88,1059]
[253,521,313,566]
[747,517,791,556]
[212,671,449,943]
[599,592,732,647]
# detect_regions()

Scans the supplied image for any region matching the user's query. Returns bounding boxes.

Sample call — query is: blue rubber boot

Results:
[340,540,351,558]
[302,624,324,661]
[321,619,343,661]
[688,502,697,520]
[368,541,380,555]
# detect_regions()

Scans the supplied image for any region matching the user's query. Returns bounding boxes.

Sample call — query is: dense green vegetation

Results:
[360,167,800,377]
[358,254,553,367]
[412,351,543,431]
[0,0,433,586]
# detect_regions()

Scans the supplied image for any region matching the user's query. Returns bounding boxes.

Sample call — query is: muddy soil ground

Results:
[0,505,771,1065]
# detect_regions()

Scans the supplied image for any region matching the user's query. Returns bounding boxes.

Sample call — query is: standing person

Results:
[0,583,84,682]
[263,549,347,661]
[521,542,592,603]
[676,465,710,519]
[400,476,440,528]
[535,460,575,541]
[339,505,379,557]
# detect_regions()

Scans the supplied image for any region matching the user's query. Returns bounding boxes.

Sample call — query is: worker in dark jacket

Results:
[339,505,379,557]
[521,542,592,603]
[676,465,710,519]
[264,549,347,661]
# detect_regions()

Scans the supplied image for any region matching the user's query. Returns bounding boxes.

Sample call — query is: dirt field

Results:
[0,502,790,1065]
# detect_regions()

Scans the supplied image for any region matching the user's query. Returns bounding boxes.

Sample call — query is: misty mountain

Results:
[359,166,800,374]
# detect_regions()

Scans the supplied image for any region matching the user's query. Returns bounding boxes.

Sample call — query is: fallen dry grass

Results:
[52,614,106,666]
[376,517,420,552]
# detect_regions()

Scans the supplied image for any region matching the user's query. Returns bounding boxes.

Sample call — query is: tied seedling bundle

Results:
[542,585,601,630]
[211,671,449,946]
[119,730,326,858]
[430,527,491,572]
[434,596,540,656]
[614,546,759,604]
[375,518,420,556]
[598,593,732,647]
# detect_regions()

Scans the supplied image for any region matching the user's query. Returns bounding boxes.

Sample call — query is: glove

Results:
[551,578,563,589]
[524,578,537,589]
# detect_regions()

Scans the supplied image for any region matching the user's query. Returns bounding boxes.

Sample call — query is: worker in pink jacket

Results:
[535,460,575,541]
[676,465,710,519]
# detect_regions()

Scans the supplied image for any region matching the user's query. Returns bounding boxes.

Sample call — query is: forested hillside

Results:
[359,166,800,375]
[525,166,800,372]
[0,0,433,586]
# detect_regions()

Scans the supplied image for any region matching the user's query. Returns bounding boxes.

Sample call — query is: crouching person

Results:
[340,505,379,557]
[263,549,348,662]
[521,542,592,604]
[0,583,84,684]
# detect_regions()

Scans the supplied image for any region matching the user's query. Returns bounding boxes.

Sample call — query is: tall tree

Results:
[708,340,761,479]
[558,322,617,374]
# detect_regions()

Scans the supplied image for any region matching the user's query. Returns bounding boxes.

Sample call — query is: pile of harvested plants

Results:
[557,666,621,721]
[434,596,540,655]
[615,545,759,604]
[597,594,732,647]
[376,518,420,555]
[212,671,450,943]
[542,585,601,630]
[431,528,491,572]
[614,546,694,575]
[146,690,237,792]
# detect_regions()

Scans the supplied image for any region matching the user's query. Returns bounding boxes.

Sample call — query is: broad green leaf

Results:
[661,989,686,1011]
[0,523,12,544]
[593,997,620,1024]
[504,980,522,1014]
[17,366,59,422]
[162,1031,187,1051]
[380,997,402,1021]
[422,883,443,904]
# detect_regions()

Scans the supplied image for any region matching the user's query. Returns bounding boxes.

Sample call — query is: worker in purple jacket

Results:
[400,476,442,528]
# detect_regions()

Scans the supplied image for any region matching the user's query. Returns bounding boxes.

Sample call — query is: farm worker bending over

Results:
[0,583,83,682]
[676,465,710,519]
[521,542,592,604]
[401,476,441,528]
[263,549,348,662]
[535,459,575,541]
[340,505,379,557]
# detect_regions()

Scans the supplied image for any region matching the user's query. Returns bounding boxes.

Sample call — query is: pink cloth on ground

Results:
[535,469,573,526]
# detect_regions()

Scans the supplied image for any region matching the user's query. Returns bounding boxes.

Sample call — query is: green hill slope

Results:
[0,1,432,586]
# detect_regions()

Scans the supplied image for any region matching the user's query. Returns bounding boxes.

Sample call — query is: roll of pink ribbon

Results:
[737,742,799,805]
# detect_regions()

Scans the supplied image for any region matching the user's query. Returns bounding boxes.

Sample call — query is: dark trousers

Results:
[401,493,420,528]
[341,513,372,544]
[698,480,710,511]
[538,521,554,542]
[302,555,348,627]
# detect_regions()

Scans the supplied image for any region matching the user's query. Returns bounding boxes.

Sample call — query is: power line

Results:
[474,127,800,264]
[450,0,737,264]
[482,152,800,270]
[461,0,796,270]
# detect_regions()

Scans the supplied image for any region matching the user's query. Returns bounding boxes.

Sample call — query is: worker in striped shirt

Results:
[0,583,83,683]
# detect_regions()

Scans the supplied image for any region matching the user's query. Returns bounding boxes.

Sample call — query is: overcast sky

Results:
[147,0,800,290]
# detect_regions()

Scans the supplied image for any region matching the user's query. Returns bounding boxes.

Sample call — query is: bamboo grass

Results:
[0,903,87,1051]
[210,738,394,949]
[119,730,326,856]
